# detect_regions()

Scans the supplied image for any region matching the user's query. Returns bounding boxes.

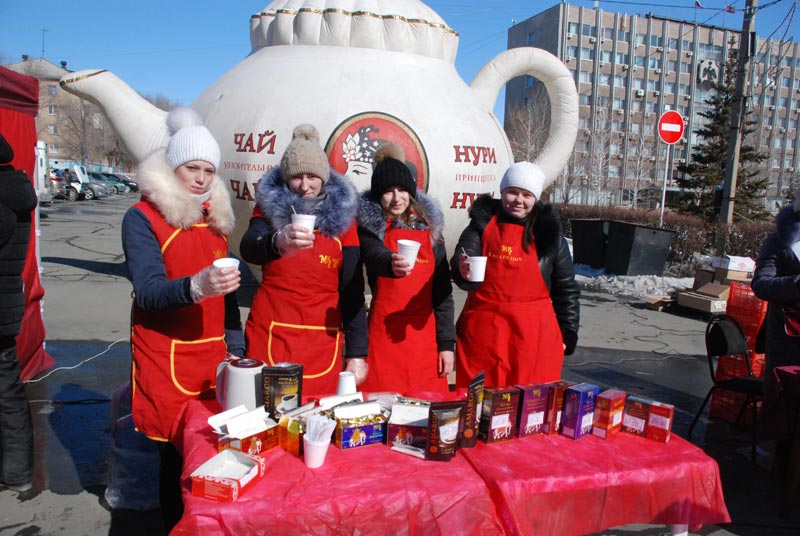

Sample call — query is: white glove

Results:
[189,264,241,303]
[345,358,369,386]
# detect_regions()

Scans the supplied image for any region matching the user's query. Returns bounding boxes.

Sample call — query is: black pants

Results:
[157,440,184,532]
[0,337,33,486]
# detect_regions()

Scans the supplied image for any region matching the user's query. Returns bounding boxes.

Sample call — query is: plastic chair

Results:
[688,313,765,463]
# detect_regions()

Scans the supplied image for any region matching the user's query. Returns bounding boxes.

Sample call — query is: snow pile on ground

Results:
[574,264,694,300]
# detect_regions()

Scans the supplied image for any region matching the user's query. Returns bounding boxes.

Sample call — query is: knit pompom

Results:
[166,107,204,136]
[374,142,405,165]
[292,124,320,143]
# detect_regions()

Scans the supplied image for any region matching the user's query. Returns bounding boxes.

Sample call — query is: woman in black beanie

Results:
[356,143,455,393]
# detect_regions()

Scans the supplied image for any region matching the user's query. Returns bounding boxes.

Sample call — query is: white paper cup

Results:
[337,371,357,396]
[303,436,331,469]
[466,256,488,282]
[291,213,316,233]
[397,239,421,270]
[213,257,240,270]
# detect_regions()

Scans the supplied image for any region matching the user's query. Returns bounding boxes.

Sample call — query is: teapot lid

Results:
[230,358,264,369]
[251,0,458,63]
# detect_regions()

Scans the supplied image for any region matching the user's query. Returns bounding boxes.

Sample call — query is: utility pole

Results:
[716,0,757,255]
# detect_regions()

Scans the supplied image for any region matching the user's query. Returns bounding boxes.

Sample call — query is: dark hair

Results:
[521,205,539,253]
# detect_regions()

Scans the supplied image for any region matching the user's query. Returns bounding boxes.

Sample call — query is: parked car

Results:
[50,169,70,199]
[63,168,111,200]
[110,173,139,192]
[89,172,129,194]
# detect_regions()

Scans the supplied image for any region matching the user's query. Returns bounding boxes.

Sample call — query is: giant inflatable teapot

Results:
[60,0,578,257]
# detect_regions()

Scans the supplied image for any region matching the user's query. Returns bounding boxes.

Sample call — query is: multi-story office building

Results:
[506,3,800,209]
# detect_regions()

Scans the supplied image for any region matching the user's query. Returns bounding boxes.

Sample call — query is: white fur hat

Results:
[166,107,220,170]
[499,161,545,199]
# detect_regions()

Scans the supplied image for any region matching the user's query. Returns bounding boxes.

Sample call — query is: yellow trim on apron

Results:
[267,321,341,379]
[170,335,226,395]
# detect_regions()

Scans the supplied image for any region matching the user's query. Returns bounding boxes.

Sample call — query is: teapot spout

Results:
[59,69,169,163]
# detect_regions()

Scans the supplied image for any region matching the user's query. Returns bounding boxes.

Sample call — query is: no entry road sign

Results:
[657,110,685,145]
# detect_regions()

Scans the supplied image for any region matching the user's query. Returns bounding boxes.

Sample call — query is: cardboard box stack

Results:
[677,256,755,314]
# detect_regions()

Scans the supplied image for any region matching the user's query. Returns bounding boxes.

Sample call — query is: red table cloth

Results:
[171,398,729,536]
[460,433,730,536]
[171,399,504,536]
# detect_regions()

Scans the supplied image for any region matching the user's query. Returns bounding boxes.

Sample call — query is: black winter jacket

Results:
[0,163,37,338]
[751,205,800,382]
[450,195,580,355]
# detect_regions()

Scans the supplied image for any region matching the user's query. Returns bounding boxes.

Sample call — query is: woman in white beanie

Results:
[121,107,241,530]
[450,161,579,389]
[240,124,368,395]
[356,143,455,394]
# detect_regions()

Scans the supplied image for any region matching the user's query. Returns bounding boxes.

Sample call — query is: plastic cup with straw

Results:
[303,414,336,468]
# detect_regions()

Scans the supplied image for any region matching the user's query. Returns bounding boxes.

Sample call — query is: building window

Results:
[579,71,592,84]
[582,25,596,37]
[49,144,58,154]
[646,101,658,114]
[579,93,592,106]
[613,98,626,109]
[568,22,579,35]
[614,75,626,86]
[602,28,614,40]
[616,30,630,42]
[599,73,611,86]
[616,52,629,64]
[48,85,57,96]
[48,125,57,134]
[47,105,57,115]
[630,123,641,134]
[609,165,620,178]
[665,82,676,94]
[612,120,623,131]
[567,46,578,59]
[581,47,595,60]
[527,32,536,45]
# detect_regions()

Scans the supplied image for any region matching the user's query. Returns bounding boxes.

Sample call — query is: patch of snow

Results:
[573,263,693,299]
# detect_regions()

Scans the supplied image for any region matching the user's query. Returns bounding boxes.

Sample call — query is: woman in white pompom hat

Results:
[240,124,368,395]
[450,161,580,389]
[121,107,241,531]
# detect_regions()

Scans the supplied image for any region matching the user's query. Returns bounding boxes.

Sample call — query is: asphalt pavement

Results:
[1,193,798,535]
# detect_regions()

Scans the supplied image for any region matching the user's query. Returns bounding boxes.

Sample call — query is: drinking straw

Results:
[305,414,336,442]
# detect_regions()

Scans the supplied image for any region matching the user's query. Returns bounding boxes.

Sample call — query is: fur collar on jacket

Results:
[468,193,562,260]
[255,167,357,237]
[137,149,235,235]
[357,190,444,243]
[776,205,800,246]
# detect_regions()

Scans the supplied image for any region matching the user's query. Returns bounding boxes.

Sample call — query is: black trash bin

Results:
[570,219,608,269]
[604,221,674,276]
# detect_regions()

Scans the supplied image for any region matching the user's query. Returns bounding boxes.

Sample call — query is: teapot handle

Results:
[470,47,579,183]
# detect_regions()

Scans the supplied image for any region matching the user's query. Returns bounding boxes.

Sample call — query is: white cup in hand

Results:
[396,239,421,270]
[465,256,488,282]
[213,257,240,270]
[291,213,316,234]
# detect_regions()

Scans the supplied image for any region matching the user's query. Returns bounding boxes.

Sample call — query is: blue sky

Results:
[1,1,797,121]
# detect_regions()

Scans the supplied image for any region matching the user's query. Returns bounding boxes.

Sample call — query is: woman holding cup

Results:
[450,162,579,389]
[240,124,368,395]
[357,143,455,393]
[121,108,242,530]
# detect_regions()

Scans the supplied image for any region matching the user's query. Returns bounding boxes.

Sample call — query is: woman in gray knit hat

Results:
[240,124,368,394]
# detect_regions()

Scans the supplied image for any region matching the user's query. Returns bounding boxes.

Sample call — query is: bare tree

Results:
[624,127,656,207]
[504,84,551,162]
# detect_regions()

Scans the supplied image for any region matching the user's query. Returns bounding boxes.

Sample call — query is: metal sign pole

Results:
[658,142,671,227]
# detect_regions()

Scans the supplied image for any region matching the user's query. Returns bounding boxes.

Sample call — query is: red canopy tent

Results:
[0,65,55,380]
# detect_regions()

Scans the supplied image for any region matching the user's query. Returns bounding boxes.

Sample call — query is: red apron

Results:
[130,201,229,442]
[361,225,449,393]
[456,215,564,389]
[245,231,345,396]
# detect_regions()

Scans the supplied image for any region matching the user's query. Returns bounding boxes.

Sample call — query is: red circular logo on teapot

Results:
[324,112,429,194]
